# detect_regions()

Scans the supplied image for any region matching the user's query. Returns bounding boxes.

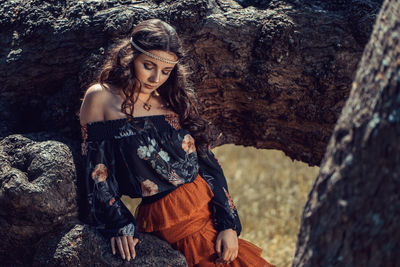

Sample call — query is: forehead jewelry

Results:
[130,38,179,64]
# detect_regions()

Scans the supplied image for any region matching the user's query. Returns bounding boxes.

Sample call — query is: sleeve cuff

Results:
[97,221,139,239]
[214,220,242,236]
[118,222,138,238]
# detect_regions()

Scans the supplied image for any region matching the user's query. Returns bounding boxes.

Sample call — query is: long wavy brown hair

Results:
[96,18,211,153]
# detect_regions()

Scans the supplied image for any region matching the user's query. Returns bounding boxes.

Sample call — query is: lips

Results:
[144,84,155,89]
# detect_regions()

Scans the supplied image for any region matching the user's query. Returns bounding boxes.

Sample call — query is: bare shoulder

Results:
[79,83,111,126]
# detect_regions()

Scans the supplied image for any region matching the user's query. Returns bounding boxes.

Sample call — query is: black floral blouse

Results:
[81,113,242,240]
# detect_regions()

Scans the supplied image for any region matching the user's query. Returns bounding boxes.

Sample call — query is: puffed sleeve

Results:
[81,124,138,240]
[197,147,242,236]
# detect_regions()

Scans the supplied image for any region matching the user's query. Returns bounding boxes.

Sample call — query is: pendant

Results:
[143,103,151,111]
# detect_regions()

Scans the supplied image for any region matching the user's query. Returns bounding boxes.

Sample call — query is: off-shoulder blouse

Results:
[80,113,241,239]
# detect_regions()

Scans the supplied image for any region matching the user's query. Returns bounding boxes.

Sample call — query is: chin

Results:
[141,87,153,93]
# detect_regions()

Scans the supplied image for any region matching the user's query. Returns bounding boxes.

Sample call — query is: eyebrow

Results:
[144,60,174,70]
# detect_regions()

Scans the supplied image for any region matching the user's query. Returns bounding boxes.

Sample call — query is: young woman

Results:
[79,18,274,266]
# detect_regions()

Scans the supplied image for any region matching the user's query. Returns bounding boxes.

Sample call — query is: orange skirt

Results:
[136,173,275,267]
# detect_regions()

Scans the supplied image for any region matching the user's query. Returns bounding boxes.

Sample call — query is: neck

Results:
[134,91,151,100]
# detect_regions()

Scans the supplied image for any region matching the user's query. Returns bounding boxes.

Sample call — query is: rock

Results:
[293,0,400,265]
[33,224,187,267]
[0,134,187,266]
[0,133,78,264]
[0,0,382,165]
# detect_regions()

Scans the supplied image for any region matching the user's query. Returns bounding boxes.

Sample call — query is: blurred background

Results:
[122,144,319,267]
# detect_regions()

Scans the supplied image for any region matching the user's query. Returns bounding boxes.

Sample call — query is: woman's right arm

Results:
[80,85,139,261]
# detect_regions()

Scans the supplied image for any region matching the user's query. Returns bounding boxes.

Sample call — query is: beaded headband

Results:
[130,38,179,65]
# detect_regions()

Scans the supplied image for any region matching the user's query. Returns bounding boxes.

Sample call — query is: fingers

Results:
[220,247,237,264]
[215,236,222,258]
[221,242,233,263]
[116,236,125,260]
[122,236,131,261]
[217,232,239,264]
[221,238,229,260]
[113,236,139,261]
[233,245,238,260]
[111,237,116,255]
[231,239,239,262]
[230,235,239,262]
[127,236,138,259]
[216,241,233,264]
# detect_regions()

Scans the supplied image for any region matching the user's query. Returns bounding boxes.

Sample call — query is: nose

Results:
[149,70,160,83]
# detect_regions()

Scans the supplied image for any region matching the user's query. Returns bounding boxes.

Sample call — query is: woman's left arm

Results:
[197,147,242,235]
[197,147,241,263]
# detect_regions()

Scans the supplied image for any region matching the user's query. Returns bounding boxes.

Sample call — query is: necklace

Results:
[135,91,170,111]
[137,93,153,111]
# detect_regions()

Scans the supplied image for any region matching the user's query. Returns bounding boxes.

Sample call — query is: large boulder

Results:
[0,0,382,165]
[0,134,78,264]
[0,134,187,266]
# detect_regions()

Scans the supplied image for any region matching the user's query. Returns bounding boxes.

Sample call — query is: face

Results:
[133,50,178,95]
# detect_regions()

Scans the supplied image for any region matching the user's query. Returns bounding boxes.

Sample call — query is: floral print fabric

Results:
[81,113,241,239]
[197,148,242,235]
[83,139,137,239]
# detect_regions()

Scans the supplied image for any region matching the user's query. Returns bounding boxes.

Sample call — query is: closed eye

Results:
[144,63,153,70]
[144,63,171,75]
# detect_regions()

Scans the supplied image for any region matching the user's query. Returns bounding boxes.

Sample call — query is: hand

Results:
[111,235,139,261]
[215,228,238,264]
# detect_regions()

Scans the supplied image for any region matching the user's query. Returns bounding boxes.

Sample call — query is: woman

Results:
[79,18,274,266]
